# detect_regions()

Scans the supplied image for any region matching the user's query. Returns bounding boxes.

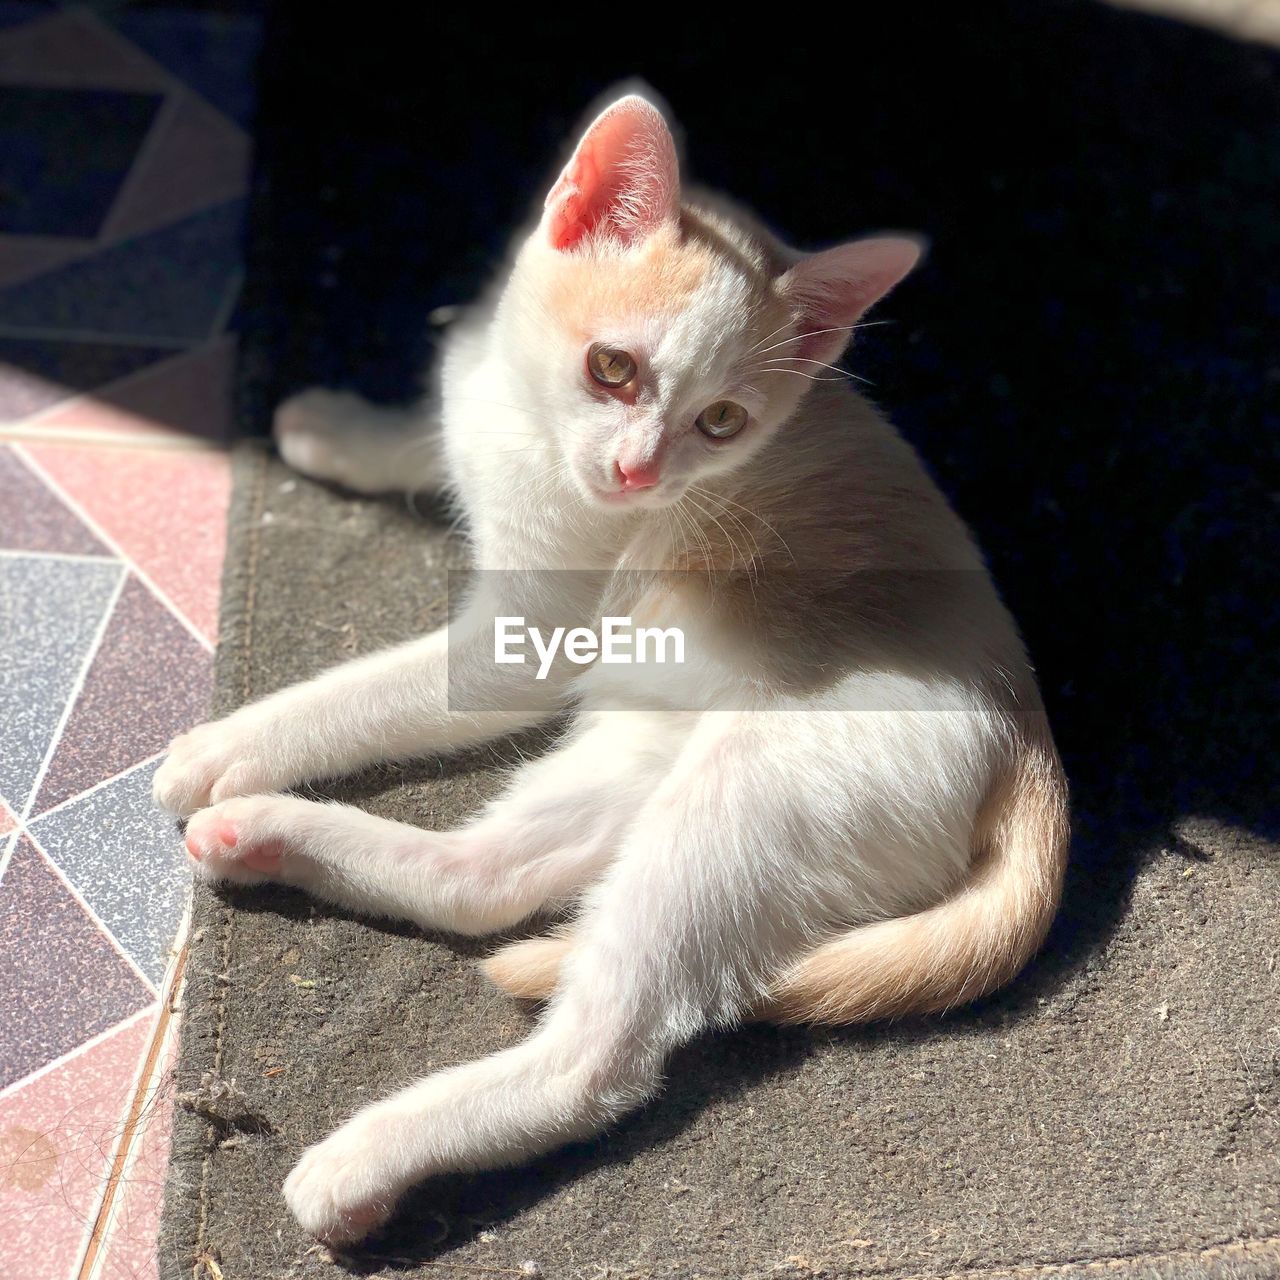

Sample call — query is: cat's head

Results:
[502,89,921,511]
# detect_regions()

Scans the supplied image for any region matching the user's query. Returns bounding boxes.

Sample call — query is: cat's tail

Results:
[481,722,1069,1024]
[759,722,1069,1023]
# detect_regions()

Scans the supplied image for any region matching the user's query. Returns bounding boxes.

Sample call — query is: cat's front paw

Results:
[284,1114,405,1245]
[153,717,277,817]
[182,797,287,884]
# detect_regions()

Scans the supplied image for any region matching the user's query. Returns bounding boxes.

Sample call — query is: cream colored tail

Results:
[481,726,1069,1024]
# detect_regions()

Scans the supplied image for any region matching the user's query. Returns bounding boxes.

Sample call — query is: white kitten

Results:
[156,89,1068,1246]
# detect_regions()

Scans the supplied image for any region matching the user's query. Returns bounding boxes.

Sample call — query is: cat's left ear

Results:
[543,94,680,252]
[778,236,924,365]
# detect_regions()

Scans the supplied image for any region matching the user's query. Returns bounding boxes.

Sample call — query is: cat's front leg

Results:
[152,630,452,816]
[154,581,577,817]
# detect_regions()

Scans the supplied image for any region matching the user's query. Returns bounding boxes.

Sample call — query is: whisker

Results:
[745,318,798,357]
[760,355,855,376]
[755,367,871,386]
[756,357,873,387]
[682,488,755,578]
[749,320,890,361]
[692,486,797,567]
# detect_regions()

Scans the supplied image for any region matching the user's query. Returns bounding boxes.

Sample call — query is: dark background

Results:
[237,2,1278,966]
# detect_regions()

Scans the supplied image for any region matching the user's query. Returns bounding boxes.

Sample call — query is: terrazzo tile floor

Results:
[0,4,259,1276]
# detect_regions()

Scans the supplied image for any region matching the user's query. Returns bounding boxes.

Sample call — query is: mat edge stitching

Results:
[193,443,268,1279]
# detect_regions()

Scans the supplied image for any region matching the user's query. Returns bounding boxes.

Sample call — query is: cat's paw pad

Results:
[153,720,272,817]
[284,1119,403,1245]
[273,389,368,484]
[183,799,286,883]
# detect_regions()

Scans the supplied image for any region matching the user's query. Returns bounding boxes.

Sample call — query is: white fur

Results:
[155,91,1059,1245]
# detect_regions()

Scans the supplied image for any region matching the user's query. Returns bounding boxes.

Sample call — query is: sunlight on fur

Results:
[154,86,1068,1246]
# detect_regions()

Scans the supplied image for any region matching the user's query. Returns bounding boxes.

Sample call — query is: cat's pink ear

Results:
[544,95,680,252]
[778,236,923,364]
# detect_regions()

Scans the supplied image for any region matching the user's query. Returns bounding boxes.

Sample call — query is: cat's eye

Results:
[587,343,637,388]
[695,400,748,439]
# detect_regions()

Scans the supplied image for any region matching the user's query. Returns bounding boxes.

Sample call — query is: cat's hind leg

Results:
[280,712,827,1244]
[273,389,443,494]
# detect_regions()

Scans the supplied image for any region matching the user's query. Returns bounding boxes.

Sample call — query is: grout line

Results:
[22,828,162,998]
[0,422,223,452]
[79,908,191,1280]
[0,18,253,302]
[210,267,245,338]
[0,548,117,564]
[98,84,184,246]
[12,444,217,653]
[5,338,214,432]
[79,8,258,149]
[0,828,16,894]
[0,557,126,885]
[27,750,167,827]
[0,1004,158,1106]
[0,323,190,349]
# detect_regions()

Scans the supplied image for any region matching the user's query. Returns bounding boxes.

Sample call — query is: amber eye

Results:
[695,400,748,439]
[586,343,637,388]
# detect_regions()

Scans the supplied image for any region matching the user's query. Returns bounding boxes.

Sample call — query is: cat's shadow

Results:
[208,762,1267,1272]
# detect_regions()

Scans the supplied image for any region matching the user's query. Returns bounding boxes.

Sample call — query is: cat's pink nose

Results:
[614,459,660,490]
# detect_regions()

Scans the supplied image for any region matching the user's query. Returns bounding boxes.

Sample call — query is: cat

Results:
[154,88,1069,1246]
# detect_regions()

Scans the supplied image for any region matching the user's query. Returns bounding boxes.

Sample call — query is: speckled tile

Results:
[0,1009,155,1280]
[102,88,250,243]
[0,198,246,342]
[0,799,15,835]
[0,335,176,420]
[0,446,111,555]
[0,553,122,814]
[0,84,162,237]
[23,443,230,643]
[30,758,191,985]
[34,573,212,814]
[0,837,153,1088]
[31,335,237,444]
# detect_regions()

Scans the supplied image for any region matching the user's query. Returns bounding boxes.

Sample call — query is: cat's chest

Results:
[445,421,611,572]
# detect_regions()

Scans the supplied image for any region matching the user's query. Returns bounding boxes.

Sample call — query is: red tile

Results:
[95,1018,178,1280]
[20,443,230,644]
[0,838,154,1089]
[34,574,213,814]
[31,337,236,446]
[0,799,15,836]
[0,1010,155,1280]
[103,90,250,244]
[0,446,110,556]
